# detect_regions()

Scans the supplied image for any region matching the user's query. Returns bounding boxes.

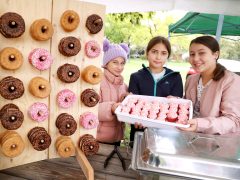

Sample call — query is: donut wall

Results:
[0,0,105,170]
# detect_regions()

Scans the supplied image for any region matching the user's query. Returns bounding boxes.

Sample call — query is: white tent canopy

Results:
[81,0,240,16]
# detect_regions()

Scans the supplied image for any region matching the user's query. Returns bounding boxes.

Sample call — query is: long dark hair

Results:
[146,36,171,58]
[190,36,226,81]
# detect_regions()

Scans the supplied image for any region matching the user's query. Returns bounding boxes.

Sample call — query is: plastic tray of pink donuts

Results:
[115,95,192,128]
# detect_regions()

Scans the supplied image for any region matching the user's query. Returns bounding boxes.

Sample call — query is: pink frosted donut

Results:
[157,112,167,121]
[128,98,138,104]
[80,112,99,129]
[121,106,131,113]
[28,48,53,70]
[85,40,101,58]
[57,89,76,108]
[28,102,49,122]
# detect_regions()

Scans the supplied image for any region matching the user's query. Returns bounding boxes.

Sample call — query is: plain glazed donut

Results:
[56,136,75,158]
[60,10,80,32]
[28,77,51,98]
[0,47,23,70]
[1,131,25,158]
[30,19,54,41]
[81,65,103,85]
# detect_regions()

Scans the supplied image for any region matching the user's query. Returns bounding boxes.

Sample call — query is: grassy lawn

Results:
[121,58,190,144]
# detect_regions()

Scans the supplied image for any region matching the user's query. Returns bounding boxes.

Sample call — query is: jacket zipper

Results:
[145,66,179,96]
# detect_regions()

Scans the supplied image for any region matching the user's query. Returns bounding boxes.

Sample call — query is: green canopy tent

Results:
[168,12,240,41]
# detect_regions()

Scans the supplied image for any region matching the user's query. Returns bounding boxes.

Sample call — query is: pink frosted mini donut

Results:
[80,112,99,129]
[157,113,167,121]
[57,89,76,108]
[85,40,101,58]
[28,102,49,122]
[121,106,131,113]
[28,48,53,70]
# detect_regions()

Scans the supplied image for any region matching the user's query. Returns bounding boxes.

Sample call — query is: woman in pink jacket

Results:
[181,36,240,135]
[96,39,129,145]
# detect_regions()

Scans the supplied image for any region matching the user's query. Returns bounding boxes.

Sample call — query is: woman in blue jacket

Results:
[129,36,183,143]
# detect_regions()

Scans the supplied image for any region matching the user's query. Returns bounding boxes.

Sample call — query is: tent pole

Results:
[216,14,224,42]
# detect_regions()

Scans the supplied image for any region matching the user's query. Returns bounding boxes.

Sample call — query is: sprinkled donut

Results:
[80,112,99,129]
[86,14,103,34]
[28,102,49,122]
[30,19,54,41]
[0,47,23,70]
[60,10,80,32]
[57,89,76,108]
[28,48,53,71]
[0,12,25,38]
[81,65,103,85]
[85,40,101,58]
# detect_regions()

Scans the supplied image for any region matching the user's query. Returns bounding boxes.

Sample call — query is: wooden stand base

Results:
[76,148,94,180]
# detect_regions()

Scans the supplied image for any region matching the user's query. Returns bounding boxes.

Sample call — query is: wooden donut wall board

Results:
[0,0,105,169]
[49,0,105,159]
[0,0,52,170]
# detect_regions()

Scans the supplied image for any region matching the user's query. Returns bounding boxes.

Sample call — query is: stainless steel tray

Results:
[131,129,240,180]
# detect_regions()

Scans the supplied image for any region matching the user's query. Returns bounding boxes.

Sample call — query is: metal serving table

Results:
[131,128,240,180]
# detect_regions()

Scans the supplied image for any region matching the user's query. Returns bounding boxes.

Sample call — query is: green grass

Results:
[121,58,190,143]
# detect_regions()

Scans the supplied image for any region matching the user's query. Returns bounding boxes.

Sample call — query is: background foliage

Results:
[105,11,240,61]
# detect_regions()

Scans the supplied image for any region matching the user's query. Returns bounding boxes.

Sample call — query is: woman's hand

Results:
[178,119,197,132]
[111,102,121,114]
[134,122,144,129]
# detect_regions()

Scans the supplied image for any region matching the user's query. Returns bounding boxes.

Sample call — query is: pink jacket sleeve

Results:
[98,101,115,122]
[196,74,240,134]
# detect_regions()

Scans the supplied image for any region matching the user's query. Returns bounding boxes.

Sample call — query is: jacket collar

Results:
[104,69,123,85]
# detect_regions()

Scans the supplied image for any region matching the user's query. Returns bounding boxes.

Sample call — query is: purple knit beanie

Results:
[102,39,130,67]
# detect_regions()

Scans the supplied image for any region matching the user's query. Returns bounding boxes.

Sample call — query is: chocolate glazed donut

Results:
[0,103,24,130]
[86,14,103,34]
[28,127,51,151]
[57,63,80,83]
[79,134,99,156]
[81,88,100,107]
[0,12,25,38]
[58,36,81,57]
[0,76,24,100]
[56,113,77,136]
